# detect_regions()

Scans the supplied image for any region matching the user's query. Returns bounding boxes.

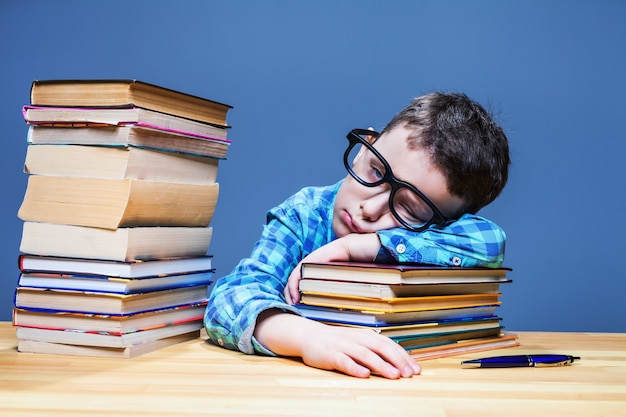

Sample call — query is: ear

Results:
[352,127,378,165]
[364,127,377,144]
[351,144,366,166]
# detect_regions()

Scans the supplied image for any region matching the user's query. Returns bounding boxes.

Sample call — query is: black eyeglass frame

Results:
[344,128,448,232]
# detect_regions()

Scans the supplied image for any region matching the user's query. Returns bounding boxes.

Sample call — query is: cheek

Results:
[375,213,404,231]
[341,177,371,200]
[335,180,355,208]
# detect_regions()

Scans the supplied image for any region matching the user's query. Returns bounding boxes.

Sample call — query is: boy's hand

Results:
[284,233,381,304]
[255,309,421,379]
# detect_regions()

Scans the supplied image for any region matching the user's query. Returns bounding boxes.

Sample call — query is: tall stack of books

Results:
[13,79,233,358]
[295,261,519,360]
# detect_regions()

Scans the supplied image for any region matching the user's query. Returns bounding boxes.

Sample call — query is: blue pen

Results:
[461,354,580,368]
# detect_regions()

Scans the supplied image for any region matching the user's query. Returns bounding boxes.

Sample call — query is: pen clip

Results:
[533,360,570,367]
[531,355,580,367]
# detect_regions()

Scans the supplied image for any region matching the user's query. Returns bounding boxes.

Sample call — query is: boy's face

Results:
[333,123,464,238]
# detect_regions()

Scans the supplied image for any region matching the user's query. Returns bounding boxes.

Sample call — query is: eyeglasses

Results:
[344,128,448,232]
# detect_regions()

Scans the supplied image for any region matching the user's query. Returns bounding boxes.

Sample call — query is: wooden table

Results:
[0,322,624,417]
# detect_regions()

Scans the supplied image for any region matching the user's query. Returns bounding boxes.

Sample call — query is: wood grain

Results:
[1,323,624,417]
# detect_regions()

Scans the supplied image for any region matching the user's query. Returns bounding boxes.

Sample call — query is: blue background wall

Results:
[1,1,624,332]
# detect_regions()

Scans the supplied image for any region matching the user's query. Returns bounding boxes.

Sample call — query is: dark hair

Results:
[381,92,510,215]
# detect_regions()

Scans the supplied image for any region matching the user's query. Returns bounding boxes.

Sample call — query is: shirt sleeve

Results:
[203,207,305,356]
[374,213,506,267]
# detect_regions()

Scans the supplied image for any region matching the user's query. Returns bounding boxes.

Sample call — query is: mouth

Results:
[342,210,362,234]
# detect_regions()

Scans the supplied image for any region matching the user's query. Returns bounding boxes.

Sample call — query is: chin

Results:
[332,223,349,239]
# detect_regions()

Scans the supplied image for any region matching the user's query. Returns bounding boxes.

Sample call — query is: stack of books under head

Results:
[295,261,519,360]
[13,79,233,358]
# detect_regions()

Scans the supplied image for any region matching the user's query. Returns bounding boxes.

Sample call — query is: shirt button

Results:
[396,243,406,254]
[452,256,462,266]
[217,338,224,347]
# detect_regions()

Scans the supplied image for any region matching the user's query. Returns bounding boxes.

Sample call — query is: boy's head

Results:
[381,92,510,215]
[333,92,509,238]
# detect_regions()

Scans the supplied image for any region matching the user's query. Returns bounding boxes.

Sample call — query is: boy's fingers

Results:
[284,270,301,305]
[359,331,421,378]
[332,355,372,379]
[284,283,298,304]
[343,342,404,379]
[290,283,300,304]
[284,286,293,304]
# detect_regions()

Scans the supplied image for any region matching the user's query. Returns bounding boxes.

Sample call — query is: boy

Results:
[205,92,510,379]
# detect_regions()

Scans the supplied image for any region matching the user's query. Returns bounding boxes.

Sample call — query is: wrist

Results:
[343,232,382,262]
[254,309,312,357]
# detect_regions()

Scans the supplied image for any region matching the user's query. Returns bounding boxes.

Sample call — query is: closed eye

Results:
[392,189,434,226]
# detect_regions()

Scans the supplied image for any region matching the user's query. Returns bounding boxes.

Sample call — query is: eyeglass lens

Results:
[344,139,436,229]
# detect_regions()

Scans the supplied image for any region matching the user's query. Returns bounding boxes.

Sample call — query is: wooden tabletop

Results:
[0,322,624,417]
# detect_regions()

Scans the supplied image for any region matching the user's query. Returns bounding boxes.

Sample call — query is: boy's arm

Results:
[375,213,506,267]
[285,213,506,304]
[254,308,420,379]
[204,208,305,354]
[206,204,421,379]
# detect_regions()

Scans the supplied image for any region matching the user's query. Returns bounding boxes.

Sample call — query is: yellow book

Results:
[298,292,501,313]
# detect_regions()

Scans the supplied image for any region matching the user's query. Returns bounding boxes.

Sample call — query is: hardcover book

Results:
[18,176,219,229]
[300,261,511,285]
[23,105,229,139]
[29,79,232,127]
[17,331,200,358]
[393,327,503,349]
[408,333,520,360]
[13,302,208,334]
[18,254,213,278]
[14,284,210,315]
[26,125,231,159]
[298,292,501,313]
[24,144,220,184]
[20,222,213,262]
[16,319,203,348]
[17,270,214,294]
[324,315,503,338]
[299,278,508,298]
[295,304,500,325]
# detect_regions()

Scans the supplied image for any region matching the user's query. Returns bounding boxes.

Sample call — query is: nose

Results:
[360,188,391,222]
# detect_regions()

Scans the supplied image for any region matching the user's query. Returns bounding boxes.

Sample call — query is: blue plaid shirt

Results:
[204,180,506,355]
